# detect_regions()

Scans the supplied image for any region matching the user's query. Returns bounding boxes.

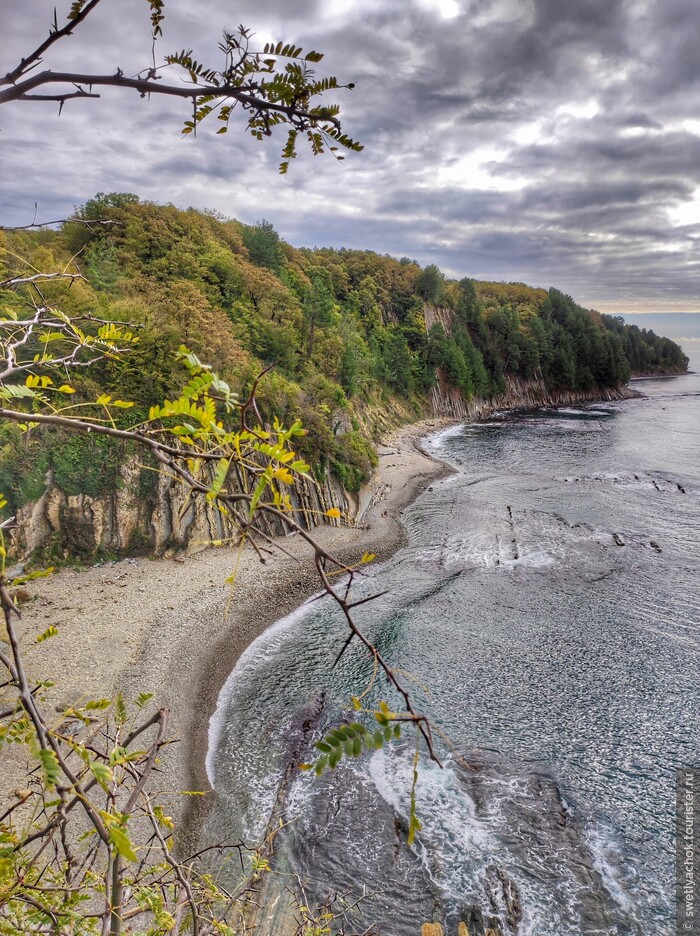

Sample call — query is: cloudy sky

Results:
[2,0,700,313]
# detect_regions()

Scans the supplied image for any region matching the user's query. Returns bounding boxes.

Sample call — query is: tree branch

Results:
[3,0,104,85]
[0,73,341,129]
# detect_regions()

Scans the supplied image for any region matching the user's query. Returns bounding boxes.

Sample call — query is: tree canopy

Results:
[1,197,687,530]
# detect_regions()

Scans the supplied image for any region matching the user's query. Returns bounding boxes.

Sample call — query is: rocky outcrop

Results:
[429,370,638,421]
[9,457,353,562]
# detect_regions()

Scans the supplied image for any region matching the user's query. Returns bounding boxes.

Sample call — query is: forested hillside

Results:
[0,194,688,528]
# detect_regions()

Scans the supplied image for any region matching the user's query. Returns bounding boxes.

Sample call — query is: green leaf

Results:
[328,749,341,769]
[135,692,154,709]
[407,812,422,846]
[314,755,328,776]
[108,825,137,863]
[407,749,421,847]
[0,384,37,400]
[0,856,14,885]
[207,457,230,501]
[115,693,127,726]
[85,698,112,711]
[90,761,113,791]
[39,749,61,789]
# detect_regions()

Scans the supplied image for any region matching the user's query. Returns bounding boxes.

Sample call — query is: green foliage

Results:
[0,675,249,935]
[161,26,363,172]
[602,312,688,375]
[416,264,446,304]
[51,433,124,498]
[301,706,403,775]
[301,701,425,846]
[242,219,285,272]
[1,197,687,534]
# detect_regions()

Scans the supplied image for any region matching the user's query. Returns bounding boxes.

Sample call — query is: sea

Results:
[206,348,700,936]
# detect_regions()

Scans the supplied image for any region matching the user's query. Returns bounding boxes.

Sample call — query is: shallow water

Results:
[207,352,700,935]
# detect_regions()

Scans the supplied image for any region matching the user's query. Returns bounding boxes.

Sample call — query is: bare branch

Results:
[3,0,103,85]
[0,218,119,232]
[0,271,85,289]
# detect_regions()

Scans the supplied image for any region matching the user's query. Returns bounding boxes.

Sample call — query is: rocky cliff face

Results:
[428,370,637,421]
[10,459,353,563]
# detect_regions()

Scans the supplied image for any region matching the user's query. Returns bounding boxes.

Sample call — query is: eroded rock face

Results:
[429,371,636,421]
[9,457,351,562]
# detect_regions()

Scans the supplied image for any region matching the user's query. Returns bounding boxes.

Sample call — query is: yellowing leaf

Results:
[0,855,13,884]
[36,625,58,643]
[273,467,294,484]
[25,374,52,388]
[57,384,76,394]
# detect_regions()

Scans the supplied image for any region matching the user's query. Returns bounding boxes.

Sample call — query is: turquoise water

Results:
[208,353,700,935]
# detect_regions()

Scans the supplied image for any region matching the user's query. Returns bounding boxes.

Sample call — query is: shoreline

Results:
[1,418,456,851]
[1,380,650,850]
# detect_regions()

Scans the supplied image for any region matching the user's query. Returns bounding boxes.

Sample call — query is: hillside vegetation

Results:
[0,194,688,524]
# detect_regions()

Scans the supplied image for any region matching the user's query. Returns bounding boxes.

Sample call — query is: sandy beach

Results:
[1,419,455,850]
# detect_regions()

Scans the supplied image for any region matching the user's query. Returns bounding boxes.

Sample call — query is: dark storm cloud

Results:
[2,0,700,310]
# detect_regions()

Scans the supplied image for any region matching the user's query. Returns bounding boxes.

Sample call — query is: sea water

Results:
[207,351,700,935]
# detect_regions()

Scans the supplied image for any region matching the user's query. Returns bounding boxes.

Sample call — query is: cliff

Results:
[9,365,636,564]
[10,457,353,563]
[7,292,643,564]
[429,370,638,420]
[423,301,639,419]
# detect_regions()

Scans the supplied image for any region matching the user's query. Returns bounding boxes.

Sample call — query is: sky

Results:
[621,312,700,346]
[2,0,700,315]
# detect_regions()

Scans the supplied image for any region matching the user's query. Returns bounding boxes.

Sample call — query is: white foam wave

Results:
[368,749,496,897]
[425,422,466,452]
[586,826,637,915]
[205,595,320,787]
[499,550,556,569]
